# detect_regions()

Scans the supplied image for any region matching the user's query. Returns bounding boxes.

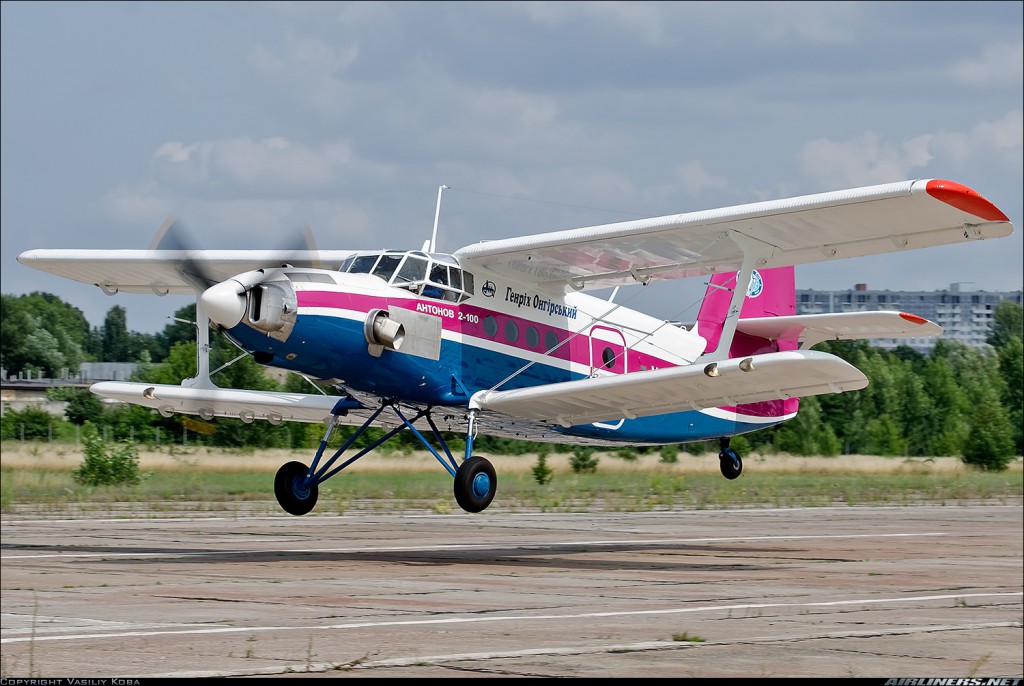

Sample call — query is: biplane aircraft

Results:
[18,179,1014,515]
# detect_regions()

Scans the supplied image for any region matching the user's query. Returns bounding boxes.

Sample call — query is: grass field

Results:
[2,441,1021,516]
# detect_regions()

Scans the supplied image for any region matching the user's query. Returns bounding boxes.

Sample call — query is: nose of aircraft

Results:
[200,279,248,328]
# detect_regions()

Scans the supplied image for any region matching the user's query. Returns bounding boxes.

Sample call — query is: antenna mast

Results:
[429,184,449,253]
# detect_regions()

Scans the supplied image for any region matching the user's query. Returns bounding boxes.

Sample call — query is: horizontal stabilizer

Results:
[736,311,943,349]
[469,350,867,427]
[90,381,358,425]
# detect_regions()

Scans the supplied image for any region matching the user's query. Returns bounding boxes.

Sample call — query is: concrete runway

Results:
[2,503,1021,678]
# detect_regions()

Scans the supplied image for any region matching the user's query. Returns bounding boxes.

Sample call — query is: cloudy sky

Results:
[2,1,1021,335]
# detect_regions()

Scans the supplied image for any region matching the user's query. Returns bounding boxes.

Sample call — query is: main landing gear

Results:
[272,400,496,516]
[718,436,743,480]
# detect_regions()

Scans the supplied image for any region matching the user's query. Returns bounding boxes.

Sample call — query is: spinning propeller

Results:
[150,216,321,328]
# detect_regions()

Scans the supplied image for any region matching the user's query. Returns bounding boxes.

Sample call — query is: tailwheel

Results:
[719,448,743,480]
[275,460,319,516]
[454,455,497,513]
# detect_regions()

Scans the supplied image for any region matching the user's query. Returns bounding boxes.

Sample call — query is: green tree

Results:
[772,397,840,456]
[64,388,105,425]
[569,446,599,473]
[1,293,90,377]
[961,385,1015,471]
[0,405,56,440]
[996,335,1023,455]
[920,356,969,456]
[73,422,142,486]
[864,415,906,456]
[531,454,554,485]
[101,306,131,362]
[987,301,1023,349]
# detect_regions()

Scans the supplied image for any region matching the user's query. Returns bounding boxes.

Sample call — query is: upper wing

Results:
[16,249,354,294]
[453,179,1012,292]
[736,311,943,349]
[469,350,866,427]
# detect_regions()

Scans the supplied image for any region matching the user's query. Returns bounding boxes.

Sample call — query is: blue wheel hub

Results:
[471,472,491,499]
[292,476,311,499]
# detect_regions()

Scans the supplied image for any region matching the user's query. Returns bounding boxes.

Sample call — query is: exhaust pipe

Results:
[364,309,405,353]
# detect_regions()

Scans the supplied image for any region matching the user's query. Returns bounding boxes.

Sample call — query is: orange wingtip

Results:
[899,312,929,325]
[926,179,1009,222]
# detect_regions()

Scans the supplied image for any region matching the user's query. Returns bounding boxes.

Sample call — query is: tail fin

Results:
[695,266,797,357]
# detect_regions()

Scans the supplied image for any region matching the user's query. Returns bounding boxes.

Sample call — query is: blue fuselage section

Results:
[225,291,792,445]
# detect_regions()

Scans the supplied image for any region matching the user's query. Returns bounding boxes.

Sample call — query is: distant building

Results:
[796,283,1023,352]
[1,362,140,417]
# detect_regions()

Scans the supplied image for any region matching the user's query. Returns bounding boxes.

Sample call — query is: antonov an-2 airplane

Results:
[18,179,1014,515]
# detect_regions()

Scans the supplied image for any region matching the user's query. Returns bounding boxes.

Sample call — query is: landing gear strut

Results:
[271,399,497,516]
[718,437,743,480]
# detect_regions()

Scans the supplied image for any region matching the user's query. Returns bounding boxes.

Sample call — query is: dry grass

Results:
[2,441,1017,476]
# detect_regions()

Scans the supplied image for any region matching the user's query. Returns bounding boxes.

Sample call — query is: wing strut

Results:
[698,231,775,363]
[184,300,217,389]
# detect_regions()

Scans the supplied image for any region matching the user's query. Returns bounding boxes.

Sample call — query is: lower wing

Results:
[468,350,866,428]
[90,382,359,425]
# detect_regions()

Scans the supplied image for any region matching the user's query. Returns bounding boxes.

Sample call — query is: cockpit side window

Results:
[429,264,450,287]
[395,255,428,287]
[371,254,403,281]
[346,255,379,274]
[448,267,462,291]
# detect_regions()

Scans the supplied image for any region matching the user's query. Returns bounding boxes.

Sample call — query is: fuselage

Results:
[220,250,796,445]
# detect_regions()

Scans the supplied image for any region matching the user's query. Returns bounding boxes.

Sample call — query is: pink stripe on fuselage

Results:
[296,289,792,422]
[297,290,670,370]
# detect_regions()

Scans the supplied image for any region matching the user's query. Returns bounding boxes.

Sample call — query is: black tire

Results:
[719,449,743,480]
[454,455,497,513]
[275,460,319,516]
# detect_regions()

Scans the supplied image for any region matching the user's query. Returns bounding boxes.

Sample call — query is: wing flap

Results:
[453,179,1012,292]
[469,350,867,427]
[90,381,358,424]
[736,311,943,349]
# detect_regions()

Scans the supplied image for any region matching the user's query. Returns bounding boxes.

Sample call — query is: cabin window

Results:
[602,347,615,369]
[484,315,498,337]
[504,320,519,343]
[545,331,560,352]
[525,326,540,349]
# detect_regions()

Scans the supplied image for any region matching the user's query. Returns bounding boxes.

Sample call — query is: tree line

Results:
[1,292,1021,470]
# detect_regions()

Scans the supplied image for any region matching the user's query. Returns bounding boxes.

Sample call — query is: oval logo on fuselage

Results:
[746,269,763,298]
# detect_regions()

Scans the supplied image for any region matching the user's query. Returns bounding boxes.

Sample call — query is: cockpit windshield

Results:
[340,249,474,302]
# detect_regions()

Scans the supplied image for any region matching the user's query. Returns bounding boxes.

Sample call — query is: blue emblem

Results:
[481,281,496,297]
[746,270,764,298]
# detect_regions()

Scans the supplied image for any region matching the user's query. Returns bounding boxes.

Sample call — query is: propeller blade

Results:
[148,216,221,289]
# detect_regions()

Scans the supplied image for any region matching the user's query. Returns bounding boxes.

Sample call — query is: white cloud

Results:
[929,110,1024,169]
[516,1,861,48]
[947,42,1024,89]
[151,136,359,192]
[798,131,934,188]
[796,112,1023,193]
